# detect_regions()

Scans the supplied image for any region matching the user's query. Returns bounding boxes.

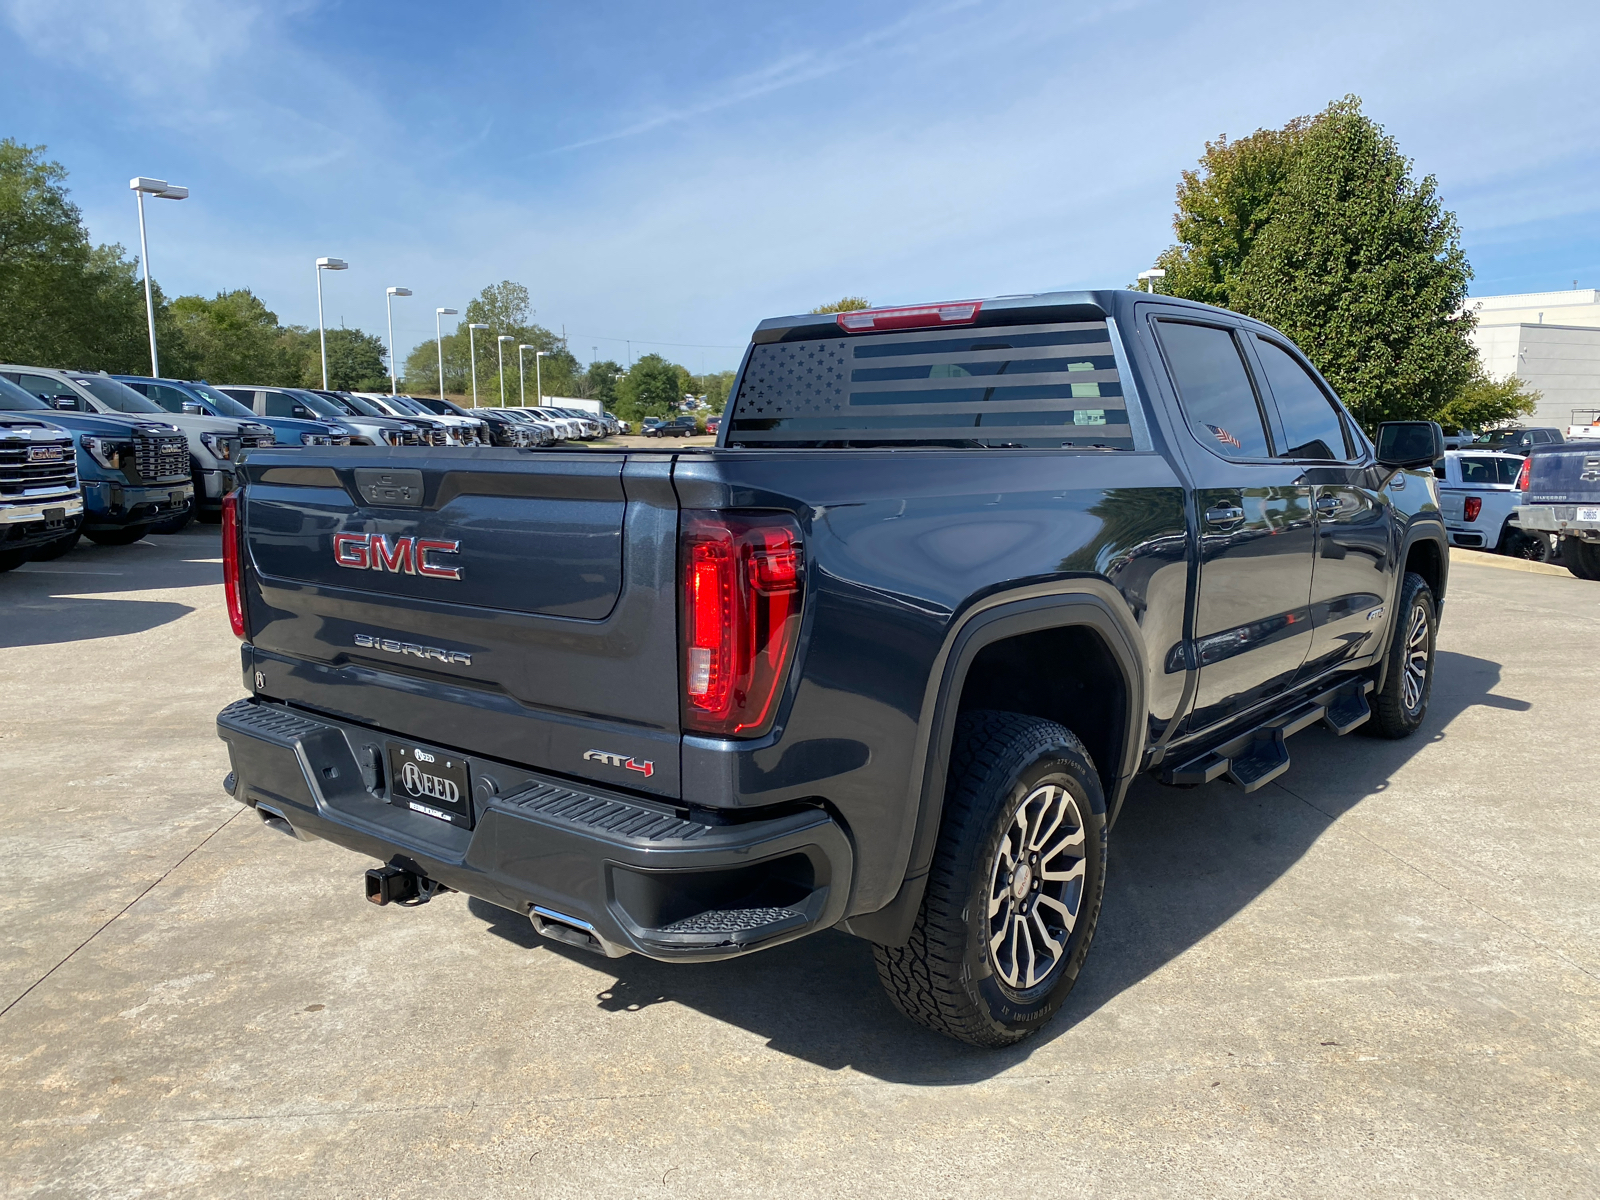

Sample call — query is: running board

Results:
[1161,679,1374,793]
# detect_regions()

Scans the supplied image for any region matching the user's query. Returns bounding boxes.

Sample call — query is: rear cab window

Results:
[1151,320,1272,459]
[724,317,1139,450]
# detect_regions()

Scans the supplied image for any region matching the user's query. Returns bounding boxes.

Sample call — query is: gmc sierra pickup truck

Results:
[216,290,1448,1047]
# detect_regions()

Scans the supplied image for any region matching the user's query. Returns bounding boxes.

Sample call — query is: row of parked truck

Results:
[0,366,623,568]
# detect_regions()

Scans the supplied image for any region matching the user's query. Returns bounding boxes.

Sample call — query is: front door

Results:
[1147,316,1317,732]
[1246,334,1394,677]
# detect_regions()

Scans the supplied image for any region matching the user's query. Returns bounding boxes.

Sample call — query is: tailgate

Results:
[238,450,684,797]
[1529,444,1600,504]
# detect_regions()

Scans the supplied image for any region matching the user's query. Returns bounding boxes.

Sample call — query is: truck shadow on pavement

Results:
[0,530,219,648]
[470,649,1531,1083]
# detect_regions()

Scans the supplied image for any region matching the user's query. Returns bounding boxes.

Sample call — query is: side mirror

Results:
[1376,421,1443,469]
[292,406,311,418]
[51,396,75,410]
[182,401,204,415]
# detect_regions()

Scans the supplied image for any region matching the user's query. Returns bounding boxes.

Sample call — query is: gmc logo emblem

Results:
[334,533,462,579]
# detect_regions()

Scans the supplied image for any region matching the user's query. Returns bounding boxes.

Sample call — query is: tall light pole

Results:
[518,344,535,405]
[497,335,514,407]
[467,323,489,407]
[315,257,348,389]
[435,307,457,400]
[385,287,411,395]
[536,350,550,405]
[128,177,187,377]
[1137,267,1166,293]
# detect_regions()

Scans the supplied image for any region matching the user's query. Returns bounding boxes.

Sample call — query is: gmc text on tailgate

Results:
[216,290,1448,1047]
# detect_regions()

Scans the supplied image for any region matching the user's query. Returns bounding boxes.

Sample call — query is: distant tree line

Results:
[0,140,735,416]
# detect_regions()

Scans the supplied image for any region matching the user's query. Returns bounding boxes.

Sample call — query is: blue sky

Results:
[5,0,1599,373]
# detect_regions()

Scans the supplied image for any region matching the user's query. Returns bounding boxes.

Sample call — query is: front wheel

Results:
[29,527,81,561]
[873,711,1107,1047]
[0,548,30,573]
[1366,571,1437,739]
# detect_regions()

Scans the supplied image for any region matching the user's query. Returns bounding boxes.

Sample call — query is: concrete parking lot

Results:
[2,528,1597,1199]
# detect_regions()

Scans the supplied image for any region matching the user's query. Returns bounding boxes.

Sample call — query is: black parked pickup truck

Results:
[216,290,1448,1047]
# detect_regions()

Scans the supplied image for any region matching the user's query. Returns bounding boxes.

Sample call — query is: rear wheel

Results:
[1367,571,1436,739]
[85,526,148,547]
[1563,537,1600,580]
[29,527,81,560]
[873,710,1107,1047]
[1498,525,1547,561]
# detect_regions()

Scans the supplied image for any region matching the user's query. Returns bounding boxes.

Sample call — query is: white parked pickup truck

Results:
[1434,450,1534,556]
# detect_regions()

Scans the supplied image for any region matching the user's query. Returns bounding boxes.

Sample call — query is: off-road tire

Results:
[1563,537,1600,580]
[1367,571,1436,739]
[29,528,81,561]
[873,710,1107,1048]
[85,526,148,547]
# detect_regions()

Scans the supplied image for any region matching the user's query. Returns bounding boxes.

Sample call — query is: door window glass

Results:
[1155,321,1271,459]
[18,374,81,407]
[1255,338,1349,460]
[262,392,299,417]
[146,384,193,414]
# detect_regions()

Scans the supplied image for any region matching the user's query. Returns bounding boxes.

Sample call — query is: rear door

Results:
[240,451,685,797]
[1146,314,1317,731]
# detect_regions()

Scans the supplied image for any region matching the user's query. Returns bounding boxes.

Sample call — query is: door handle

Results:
[1315,494,1341,515]
[1204,504,1245,528]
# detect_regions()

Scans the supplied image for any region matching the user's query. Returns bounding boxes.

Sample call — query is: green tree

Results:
[693,369,737,412]
[582,359,626,409]
[615,353,682,422]
[810,296,871,313]
[1153,97,1477,430]
[167,288,302,385]
[1436,372,1539,432]
[313,327,388,391]
[402,279,575,403]
[0,139,167,373]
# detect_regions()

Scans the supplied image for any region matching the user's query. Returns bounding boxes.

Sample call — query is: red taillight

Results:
[1516,457,1531,492]
[837,300,982,333]
[1464,496,1482,522]
[681,512,804,737]
[221,491,246,638]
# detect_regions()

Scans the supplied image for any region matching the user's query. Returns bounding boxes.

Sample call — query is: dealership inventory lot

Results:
[1,531,1597,1198]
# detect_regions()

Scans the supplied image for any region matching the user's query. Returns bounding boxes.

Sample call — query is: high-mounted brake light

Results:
[836,301,982,333]
[1515,456,1531,492]
[221,491,247,639]
[681,512,804,738]
[1464,496,1482,522]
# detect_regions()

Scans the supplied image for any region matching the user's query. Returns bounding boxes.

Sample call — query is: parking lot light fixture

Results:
[1137,268,1167,294]
[435,308,458,400]
[315,257,349,389]
[129,176,188,378]
[467,323,490,407]
[535,349,550,405]
[497,335,515,406]
[518,344,536,405]
[385,288,412,395]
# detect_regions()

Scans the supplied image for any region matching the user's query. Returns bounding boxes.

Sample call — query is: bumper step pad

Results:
[1162,678,1373,793]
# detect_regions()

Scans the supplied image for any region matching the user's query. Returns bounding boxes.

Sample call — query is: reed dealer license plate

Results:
[387,741,472,828]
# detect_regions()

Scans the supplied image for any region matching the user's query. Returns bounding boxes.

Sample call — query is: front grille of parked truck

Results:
[134,431,191,482]
[0,431,78,498]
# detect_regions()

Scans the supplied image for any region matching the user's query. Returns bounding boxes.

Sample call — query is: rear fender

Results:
[841,580,1146,946]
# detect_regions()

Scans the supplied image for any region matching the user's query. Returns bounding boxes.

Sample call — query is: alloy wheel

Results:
[1401,602,1430,714]
[987,783,1087,991]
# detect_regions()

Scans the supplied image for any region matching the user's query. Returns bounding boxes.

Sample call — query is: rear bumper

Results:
[216,698,853,961]
[1516,504,1600,539]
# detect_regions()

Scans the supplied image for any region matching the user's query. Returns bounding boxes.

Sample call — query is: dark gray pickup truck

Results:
[216,289,1448,1046]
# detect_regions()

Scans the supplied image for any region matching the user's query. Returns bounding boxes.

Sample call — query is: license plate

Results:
[1578,507,1600,522]
[170,490,187,504]
[387,741,472,828]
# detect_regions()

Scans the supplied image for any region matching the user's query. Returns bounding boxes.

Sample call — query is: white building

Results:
[1466,290,1600,428]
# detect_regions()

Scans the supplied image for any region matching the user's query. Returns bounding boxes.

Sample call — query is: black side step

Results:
[1162,679,1374,793]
